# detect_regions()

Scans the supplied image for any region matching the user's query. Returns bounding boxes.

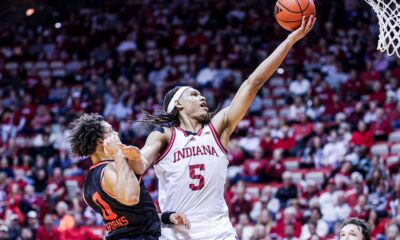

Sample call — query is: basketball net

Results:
[364,0,400,57]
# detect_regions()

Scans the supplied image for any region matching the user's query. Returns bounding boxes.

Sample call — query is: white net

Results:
[364,0,400,57]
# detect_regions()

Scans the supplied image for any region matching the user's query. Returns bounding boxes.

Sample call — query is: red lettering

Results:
[105,216,129,232]
[196,146,203,155]
[210,146,219,157]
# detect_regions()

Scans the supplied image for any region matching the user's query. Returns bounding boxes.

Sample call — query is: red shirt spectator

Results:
[260,149,286,183]
[36,214,61,240]
[351,121,374,148]
[271,207,302,238]
[370,108,392,137]
[61,226,102,240]
[230,189,253,220]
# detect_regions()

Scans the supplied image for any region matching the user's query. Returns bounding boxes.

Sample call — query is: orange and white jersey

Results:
[154,123,236,240]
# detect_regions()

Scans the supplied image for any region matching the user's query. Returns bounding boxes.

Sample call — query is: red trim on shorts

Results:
[154,128,176,164]
[208,123,228,155]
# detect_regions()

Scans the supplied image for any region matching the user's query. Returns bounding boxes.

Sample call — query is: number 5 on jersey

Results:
[189,164,205,191]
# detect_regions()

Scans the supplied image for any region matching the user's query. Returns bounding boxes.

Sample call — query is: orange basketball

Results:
[275,0,316,31]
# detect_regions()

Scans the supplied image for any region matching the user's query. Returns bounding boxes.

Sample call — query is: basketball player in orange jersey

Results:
[68,113,189,240]
[122,16,316,240]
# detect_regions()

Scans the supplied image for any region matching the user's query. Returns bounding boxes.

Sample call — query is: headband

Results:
[166,86,191,113]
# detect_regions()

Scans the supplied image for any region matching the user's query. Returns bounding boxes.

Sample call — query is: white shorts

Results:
[160,217,237,240]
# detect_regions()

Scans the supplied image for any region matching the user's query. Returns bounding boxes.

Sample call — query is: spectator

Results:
[306,96,326,122]
[288,97,306,122]
[19,227,33,240]
[370,108,392,140]
[350,195,370,220]
[271,207,302,238]
[305,208,329,239]
[298,180,320,209]
[55,202,74,232]
[36,214,61,240]
[230,181,253,220]
[8,214,22,240]
[275,172,298,208]
[289,73,311,97]
[301,136,324,168]
[368,181,389,217]
[382,224,400,240]
[322,130,348,167]
[250,188,280,221]
[351,121,374,148]
[345,172,368,208]
[61,213,101,240]
[334,192,351,222]
[260,149,286,183]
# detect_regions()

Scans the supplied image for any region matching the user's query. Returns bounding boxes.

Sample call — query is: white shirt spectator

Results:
[288,104,306,121]
[250,198,280,221]
[289,77,310,96]
[196,64,217,86]
[322,140,347,167]
[334,203,351,221]
[300,220,329,240]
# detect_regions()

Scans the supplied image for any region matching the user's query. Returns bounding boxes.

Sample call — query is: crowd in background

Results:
[1,0,400,239]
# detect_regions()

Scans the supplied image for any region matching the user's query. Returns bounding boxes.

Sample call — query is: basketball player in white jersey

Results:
[122,16,316,240]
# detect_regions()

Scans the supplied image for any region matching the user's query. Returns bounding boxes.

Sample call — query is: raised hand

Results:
[121,145,147,163]
[170,212,191,230]
[103,134,123,158]
[288,15,316,43]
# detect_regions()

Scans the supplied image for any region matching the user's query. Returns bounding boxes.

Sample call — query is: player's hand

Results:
[120,144,145,162]
[170,212,191,230]
[104,134,122,157]
[287,15,316,43]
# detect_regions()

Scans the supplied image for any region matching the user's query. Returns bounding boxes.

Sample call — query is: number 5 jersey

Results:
[154,123,236,240]
[83,160,161,239]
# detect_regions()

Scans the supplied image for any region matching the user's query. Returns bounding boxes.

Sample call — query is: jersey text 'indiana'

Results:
[173,145,219,162]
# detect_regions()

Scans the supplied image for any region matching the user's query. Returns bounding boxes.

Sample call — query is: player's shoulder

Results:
[150,126,173,139]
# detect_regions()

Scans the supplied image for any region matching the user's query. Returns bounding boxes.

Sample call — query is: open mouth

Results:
[200,102,208,109]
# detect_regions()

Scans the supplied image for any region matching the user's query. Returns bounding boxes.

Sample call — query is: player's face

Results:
[102,121,117,139]
[340,224,363,240]
[178,88,208,120]
[100,121,119,157]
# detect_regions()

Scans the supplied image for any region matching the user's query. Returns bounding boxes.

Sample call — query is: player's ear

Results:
[175,100,183,111]
[97,139,104,148]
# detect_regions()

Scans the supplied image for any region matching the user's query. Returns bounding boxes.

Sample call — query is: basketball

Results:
[275,0,316,31]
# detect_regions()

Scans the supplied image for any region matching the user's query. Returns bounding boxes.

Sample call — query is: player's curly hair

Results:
[340,218,371,240]
[141,86,219,126]
[68,113,105,157]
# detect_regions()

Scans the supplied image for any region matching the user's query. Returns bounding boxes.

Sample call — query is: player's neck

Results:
[178,117,202,133]
[91,152,111,164]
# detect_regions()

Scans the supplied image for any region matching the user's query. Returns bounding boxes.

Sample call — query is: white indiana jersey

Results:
[154,123,237,240]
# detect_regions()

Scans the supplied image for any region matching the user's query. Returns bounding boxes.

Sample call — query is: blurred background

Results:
[0,0,400,239]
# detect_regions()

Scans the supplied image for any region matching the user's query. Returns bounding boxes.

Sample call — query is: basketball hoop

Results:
[364,0,400,57]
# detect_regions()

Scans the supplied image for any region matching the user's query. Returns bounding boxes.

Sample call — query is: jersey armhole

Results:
[100,164,117,199]
[154,128,176,165]
[208,122,228,155]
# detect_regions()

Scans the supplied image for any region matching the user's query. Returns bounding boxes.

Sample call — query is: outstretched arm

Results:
[213,16,316,138]
[121,128,169,174]
[102,135,140,206]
